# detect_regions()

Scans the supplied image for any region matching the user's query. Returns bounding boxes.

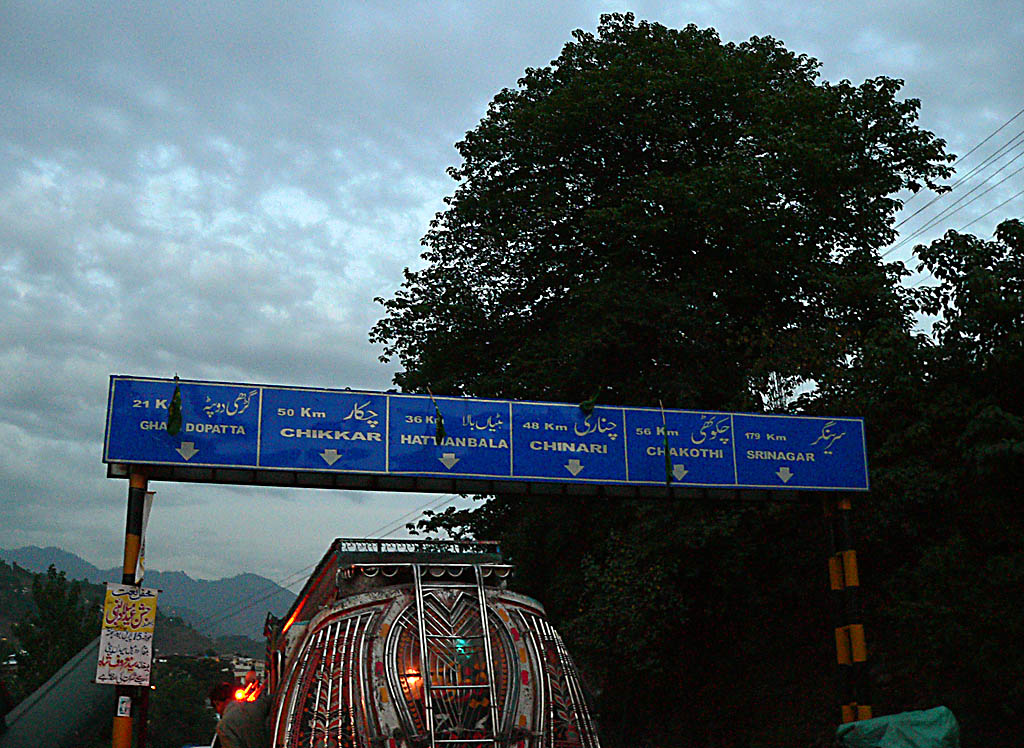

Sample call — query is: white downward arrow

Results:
[565,459,584,476]
[321,449,341,466]
[672,464,688,480]
[776,466,793,483]
[176,442,198,461]
[439,453,460,469]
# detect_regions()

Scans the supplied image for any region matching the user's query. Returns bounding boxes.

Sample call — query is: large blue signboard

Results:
[512,405,627,483]
[104,376,869,492]
[389,395,512,478]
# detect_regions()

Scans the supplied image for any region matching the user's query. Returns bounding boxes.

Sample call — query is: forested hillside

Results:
[0,559,263,704]
[0,546,294,639]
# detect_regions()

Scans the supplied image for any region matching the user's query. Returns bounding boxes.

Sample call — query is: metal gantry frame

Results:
[111,478,872,748]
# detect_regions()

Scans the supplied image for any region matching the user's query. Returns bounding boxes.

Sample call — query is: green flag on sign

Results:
[435,404,446,443]
[660,400,672,490]
[579,387,601,415]
[427,388,446,443]
[167,377,182,436]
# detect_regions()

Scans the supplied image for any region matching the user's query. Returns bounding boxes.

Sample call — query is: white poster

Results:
[134,490,155,584]
[96,583,158,686]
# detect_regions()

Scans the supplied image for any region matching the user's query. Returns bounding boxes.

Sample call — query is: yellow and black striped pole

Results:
[824,497,854,723]
[824,495,872,723]
[836,497,871,721]
[112,470,148,748]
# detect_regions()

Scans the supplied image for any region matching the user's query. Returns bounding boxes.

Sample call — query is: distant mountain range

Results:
[0,546,295,639]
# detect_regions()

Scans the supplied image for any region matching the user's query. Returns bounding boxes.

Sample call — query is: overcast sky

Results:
[2,1,1022,587]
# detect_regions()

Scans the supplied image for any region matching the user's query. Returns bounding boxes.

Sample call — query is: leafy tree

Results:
[377,14,954,746]
[873,221,1024,741]
[11,565,99,699]
[781,219,1024,746]
[147,655,222,748]
[916,220,1024,401]
[372,13,952,412]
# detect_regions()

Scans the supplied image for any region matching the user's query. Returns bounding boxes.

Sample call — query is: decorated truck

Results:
[258,538,601,748]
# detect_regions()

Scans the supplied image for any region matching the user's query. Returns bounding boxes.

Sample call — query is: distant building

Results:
[230,656,265,683]
[1,650,24,675]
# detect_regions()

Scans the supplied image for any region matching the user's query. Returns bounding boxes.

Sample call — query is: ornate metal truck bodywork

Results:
[265,539,600,748]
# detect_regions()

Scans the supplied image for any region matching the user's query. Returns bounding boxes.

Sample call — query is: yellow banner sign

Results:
[102,583,157,632]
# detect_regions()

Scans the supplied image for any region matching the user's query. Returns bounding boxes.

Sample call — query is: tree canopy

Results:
[372,13,952,411]
[11,565,99,699]
[844,222,1024,742]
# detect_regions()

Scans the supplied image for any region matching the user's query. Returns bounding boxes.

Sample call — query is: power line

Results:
[885,148,1024,256]
[900,105,1024,209]
[887,107,1024,260]
[954,105,1024,164]
[957,185,1024,232]
[903,187,1024,291]
[888,134,1024,252]
[185,563,319,632]
[370,492,462,536]
[908,272,934,289]
[188,493,465,632]
[895,127,1024,230]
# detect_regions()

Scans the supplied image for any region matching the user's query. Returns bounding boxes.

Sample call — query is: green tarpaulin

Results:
[836,707,960,748]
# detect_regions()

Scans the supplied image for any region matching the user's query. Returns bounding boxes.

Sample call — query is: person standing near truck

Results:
[208,681,270,748]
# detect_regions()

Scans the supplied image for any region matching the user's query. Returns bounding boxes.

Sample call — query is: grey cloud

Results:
[1,0,1022,581]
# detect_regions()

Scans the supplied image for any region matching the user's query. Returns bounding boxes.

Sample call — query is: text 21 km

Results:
[132,399,168,409]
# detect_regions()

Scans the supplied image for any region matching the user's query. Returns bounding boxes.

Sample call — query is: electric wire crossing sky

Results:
[104,376,869,492]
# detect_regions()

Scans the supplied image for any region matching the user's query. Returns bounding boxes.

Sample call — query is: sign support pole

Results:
[823,495,871,725]
[112,469,148,748]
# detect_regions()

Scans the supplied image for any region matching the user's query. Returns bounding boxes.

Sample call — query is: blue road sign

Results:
[625,409,736,486]
[105,378,260,468]
[260,389,387,473]
[104,376,869,492]
[511,404,626,483]
[388,395,512,477]
[733,414,867,490]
